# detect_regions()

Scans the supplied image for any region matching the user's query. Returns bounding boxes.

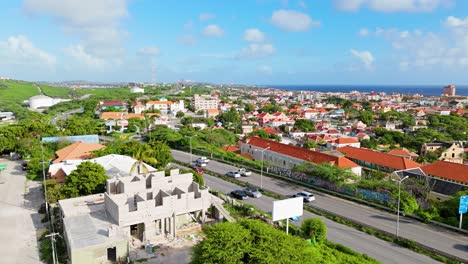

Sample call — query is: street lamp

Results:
[392,175,409,239]
[258,146,271,189]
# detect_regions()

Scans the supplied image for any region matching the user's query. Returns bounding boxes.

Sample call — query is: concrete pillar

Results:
[161,218,165,234]
[172,214,176,237]
[201,209,206,224]
[143,221,156,241]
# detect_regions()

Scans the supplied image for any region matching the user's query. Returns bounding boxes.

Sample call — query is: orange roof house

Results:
[100,112,124,120]
[221,145,240,153]
[244,137,360,171]
[387,148,419,160]
[53,142,106,164]
[420,161,468,185]
[338,146,421,172]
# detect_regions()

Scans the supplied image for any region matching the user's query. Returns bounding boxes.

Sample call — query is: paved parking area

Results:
[0,158,44,264]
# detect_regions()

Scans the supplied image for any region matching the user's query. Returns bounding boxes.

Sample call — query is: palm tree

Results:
[130,145,158,176]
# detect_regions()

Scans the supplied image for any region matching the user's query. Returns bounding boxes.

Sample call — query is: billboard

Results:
[272,197,303,221]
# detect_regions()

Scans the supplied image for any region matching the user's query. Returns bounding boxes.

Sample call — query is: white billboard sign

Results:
[272,197,303,221]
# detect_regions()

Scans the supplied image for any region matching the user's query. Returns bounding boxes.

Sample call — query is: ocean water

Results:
[264,85,468,97]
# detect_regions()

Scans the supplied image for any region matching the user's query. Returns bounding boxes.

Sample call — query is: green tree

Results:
[293,119,316,132]
[61,161,108,198]
[148,140,173,168]
[244,103,255,112]
[176,111,185,118]
[192,171,204,187]
[63,115,103,136]
[301,218,328,243]
[358,111,374,126]
[217,107,241,125]
[44,179,64,204]
[130,145,158,175]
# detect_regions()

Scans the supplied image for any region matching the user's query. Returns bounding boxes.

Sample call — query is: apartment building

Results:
[192,94,219,110]
[146,98,185,114]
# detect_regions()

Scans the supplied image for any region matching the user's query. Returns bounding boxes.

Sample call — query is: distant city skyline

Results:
[1,0,468,85]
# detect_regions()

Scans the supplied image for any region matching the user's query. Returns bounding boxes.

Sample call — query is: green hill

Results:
[0,80,40,103]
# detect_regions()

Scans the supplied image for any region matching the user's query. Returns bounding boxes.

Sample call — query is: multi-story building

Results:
[59,169,223,264]
[146,98,185,114]
[421,141,465,164]
[192,94,219,110]
[443,85,456,96]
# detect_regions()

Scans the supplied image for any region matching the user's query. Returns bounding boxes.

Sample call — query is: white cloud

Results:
[65,45,107,69]
[244,28,265,43]
[202,24,224,38]
[350,49,375,70]
[359,28,370,36]
[334,0,452,12]
[199,13,215,21]
[257,65,272,74]
[178,35,196,46]
[371,17,468,70]
[270,10,319,32]
[24,0,128,63]
[138,46,160,56]
[444,16,468,27]
[238,43,276,58]
[0,35,56,67]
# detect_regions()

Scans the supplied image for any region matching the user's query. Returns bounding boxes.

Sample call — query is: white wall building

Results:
[29,95,70,109]
[146,98,185,113]
[192,94,219,110]
[130,87,145,93]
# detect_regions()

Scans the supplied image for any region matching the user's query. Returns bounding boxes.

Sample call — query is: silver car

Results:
[226,171,241,178]
[244,186,262,198]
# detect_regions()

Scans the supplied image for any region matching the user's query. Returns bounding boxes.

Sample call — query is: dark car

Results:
[230,190,249,200]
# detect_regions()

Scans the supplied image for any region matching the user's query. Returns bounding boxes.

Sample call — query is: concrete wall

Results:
[70,239,128,264]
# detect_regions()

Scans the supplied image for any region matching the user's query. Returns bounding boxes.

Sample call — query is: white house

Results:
[130,87,144,93]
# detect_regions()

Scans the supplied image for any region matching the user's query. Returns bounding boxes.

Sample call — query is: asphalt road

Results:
[0,158,44,264]
[171,149,468,262]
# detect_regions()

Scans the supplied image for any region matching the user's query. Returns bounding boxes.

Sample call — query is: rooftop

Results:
[245,137,359,169]
[420,161,468,184]
[54,141,105,164]
[337,146,421,170]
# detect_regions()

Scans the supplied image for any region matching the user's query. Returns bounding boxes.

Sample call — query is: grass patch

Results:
[0,80,40,103]
[38,84,72,98]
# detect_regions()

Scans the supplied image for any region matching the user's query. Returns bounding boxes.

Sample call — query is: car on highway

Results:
[225,171,241,178]
[192,166,204,175]
[230,190,249,200]
[196,157,210,164]
[194,160,207,167]
[293,191,315,202]
[238,168,252,176]
[244,186,262,198]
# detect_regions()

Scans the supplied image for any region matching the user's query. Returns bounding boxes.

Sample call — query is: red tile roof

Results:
[54,142,105,164]
[245,137,359,169]
[387,149,412,156]
[263,127,281,135]
[337,146,421,170]
[101,100,126,106]
[335,137,359,144]
[221,145,240,152]
[421,161,468,184]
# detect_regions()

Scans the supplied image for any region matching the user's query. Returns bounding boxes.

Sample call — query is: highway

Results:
[171,149,468,262]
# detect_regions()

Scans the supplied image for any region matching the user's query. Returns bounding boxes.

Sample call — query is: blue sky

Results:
[1,0,468,85]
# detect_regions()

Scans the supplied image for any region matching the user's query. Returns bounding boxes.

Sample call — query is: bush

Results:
[301,218,328,243]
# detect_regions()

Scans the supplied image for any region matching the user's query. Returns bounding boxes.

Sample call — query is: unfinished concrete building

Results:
[59,169,225,264]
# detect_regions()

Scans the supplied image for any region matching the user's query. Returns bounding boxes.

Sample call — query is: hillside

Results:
[0,80,40,103]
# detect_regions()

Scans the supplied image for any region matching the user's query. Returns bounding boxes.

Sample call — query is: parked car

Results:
[293,191,315,202]
[226,171,241,178]
[244,186,262,198]
[238,168,252,176]
[230,190,249,200]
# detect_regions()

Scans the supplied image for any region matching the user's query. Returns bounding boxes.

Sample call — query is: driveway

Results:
[0,158,45,264]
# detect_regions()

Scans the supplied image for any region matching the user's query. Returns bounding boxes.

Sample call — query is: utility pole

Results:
[45,232,60,264]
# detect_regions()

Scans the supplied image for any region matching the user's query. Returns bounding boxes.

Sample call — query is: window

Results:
[452,153,455,158]
[107,247,117,262]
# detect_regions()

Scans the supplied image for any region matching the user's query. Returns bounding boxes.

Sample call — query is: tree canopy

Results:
[61,161,108,198]
[293,119,316,132]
